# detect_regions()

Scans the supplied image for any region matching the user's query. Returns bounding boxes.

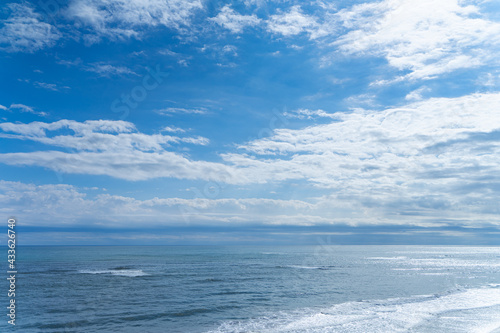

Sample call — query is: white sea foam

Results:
[207,286,500,333]
[366,256,407,260]
[395,248,500,255]
[406,258,500,267]
[78,269,148,277]
[288,265,324,270]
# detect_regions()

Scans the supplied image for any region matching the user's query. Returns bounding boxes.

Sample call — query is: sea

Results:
[4,245,500,332]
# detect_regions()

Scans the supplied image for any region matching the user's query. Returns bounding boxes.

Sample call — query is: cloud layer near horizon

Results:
[2,92,500,228]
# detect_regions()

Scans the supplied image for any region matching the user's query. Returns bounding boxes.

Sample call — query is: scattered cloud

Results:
[0,119,208,150]
[343,93,378,108]
[1,0,500,236]
[6,103,47,116]
[210,5,261,33]
[56,58,137,77]
[9,104,36,113]
[4,94,494,227]
[283,109,337,119]
[64,0,204,43]
[33,81,70,91]
[405,86,431,101]
[56,58,84,67]
[221,92,500,225]
[161,126,186,133]
[222,44,238,56]
[84,63,138,77]
[156,107,208,116]
[158,49,179,56]
[476,71,500,88]
[158,49,192,66]
[0,180,318,227]
[334,0,500,81]
[0,3,61,52]
[18,78,70,92]
[267,6,328,39]
[0,120,243,183]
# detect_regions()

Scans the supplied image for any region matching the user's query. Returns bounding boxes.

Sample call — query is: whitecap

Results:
[207,286,500,333]
[366,256,407,260]
[78,269,148,277]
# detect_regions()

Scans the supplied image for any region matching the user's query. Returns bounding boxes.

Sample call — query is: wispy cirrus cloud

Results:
[0,3,61,52]
[267,5,332,39]
[210,5,261,33]
[2,103,48,116]
[156,107,208,116]
[33,81,70,91]
[56,58,137,77]
[18,78,70,92]
[84,62,138,77]
[161,126,186,133]
[283,108,337,119]
[0,0,204,51]
[64,0,204,43]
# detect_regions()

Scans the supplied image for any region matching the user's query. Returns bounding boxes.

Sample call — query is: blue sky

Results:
[1,0,500,245]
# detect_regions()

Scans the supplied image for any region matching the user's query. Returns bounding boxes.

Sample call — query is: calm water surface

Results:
[5,245,500,332]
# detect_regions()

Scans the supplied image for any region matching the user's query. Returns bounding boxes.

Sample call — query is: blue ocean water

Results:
[4,245,500,332]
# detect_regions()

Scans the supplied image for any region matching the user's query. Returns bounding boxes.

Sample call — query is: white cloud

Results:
[33,82,59,91]
[0,120,245,183]
[405,86,431,101]
[158,49,179,56]
[0,3,61,52]
[222,44,238,55]
[17,78,70,92]
[9,104,35,113]
[161,126,186,133]
[85,62,138,77]
[0,180,317,227]
[476,71,500,88]
[220,92,500,225]
[0,150,237,182]
[56,58,84,67]
[1,177,497,228]
[8,104,47,116]
[343,93,378,108]
[33,81,70,91]
[267,6,328,39]
[210,5,261,33]
[156,107,208,116]
[56,58,137,77]
[2,93,500,227]
[65,0,203,42]
[0,119,208,151]
[334,0,500,81]
[283,109,337,119]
